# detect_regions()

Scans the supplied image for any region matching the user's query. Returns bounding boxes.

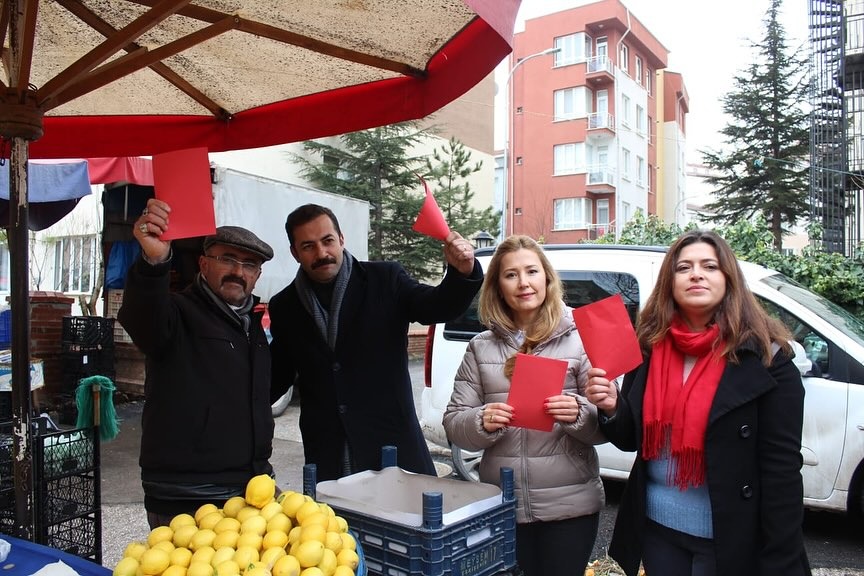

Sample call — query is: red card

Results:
[506,353,568,432]
[572,294,642,380]
[153,147,216,241]
[412,178,450,240]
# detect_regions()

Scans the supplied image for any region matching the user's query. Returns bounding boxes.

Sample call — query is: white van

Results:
[420,244,864,516]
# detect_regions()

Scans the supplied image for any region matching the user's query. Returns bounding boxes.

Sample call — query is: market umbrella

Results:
[0,0,520,538]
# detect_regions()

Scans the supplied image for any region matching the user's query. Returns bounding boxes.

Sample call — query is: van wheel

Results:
[850,463,864,519]
[271,388,294,417]
[451,445,482,482]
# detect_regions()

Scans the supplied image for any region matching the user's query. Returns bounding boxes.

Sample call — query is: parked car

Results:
[419,244,864,517]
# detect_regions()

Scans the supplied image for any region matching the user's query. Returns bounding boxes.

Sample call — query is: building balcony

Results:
[587,113,615,138]
[586,164,615,191]
[586,56,614,85]
[587,223,615,240]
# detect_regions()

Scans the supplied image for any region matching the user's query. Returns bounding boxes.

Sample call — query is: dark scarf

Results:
[294,249,353,351]
[196,274,254,334]
[643,316,726,489]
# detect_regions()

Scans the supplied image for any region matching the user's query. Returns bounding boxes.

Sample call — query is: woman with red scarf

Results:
[585,230,811,576]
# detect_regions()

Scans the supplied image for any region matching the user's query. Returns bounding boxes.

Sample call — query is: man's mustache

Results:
[312,257,337,269]
[221,276,247,289]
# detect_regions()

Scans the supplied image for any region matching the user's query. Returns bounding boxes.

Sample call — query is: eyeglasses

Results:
[205,254,261,273]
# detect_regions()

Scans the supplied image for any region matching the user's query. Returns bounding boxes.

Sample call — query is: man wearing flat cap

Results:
[118,198,276,528]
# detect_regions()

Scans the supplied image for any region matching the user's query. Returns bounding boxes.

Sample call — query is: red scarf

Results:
[643,317,726,489]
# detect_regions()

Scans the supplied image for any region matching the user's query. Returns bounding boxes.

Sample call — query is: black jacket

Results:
[601,345,811,576]
[268,257,482,481]
[118,257,274,511]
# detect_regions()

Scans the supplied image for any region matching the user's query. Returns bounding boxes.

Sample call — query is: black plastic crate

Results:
[61,350,116,388]
[0,392,8,421]
[62,317,115,349]
[44,514,99,561]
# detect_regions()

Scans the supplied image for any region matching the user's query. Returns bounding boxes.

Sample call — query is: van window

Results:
[443,271,640,342]
[757,297,830,376]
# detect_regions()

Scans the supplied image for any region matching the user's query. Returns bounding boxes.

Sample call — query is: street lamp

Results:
[503,46,560,237]
[473,230,495,248]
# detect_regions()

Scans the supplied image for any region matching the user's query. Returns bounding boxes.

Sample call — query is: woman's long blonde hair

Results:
[478,235,564,377]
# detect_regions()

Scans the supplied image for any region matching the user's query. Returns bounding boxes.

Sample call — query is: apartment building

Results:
[506,0,688,242]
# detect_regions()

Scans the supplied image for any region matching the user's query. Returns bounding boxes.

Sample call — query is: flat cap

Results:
[203,226,274,262]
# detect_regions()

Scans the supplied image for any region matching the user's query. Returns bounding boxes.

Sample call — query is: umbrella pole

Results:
[8,137,35,540]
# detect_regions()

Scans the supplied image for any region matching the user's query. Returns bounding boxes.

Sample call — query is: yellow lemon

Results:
[298,525,325,545]
[260,546,286,567]
[113,556,139,576]
[124,541,148,561]
[236,506,262,524]
[185,562,214,576]
[232,545,260,568]
[173,525,199,548]
[279,493,306,519]
[294,540,325,568]
[334,517,348,534]
[318,504,335,518]
[194,504,219,525]
[245,566,271,576]
[266,513,292,535]
[210,546,236,569]
[325,517,340,533]
[335,549,358,570]
[139,548,171,576]
[332,567,354,576]
[169,547,193,568]
[189,529,216,551]
[298,568,324,576]
[214,560,240,576]
[189,547,215,566]
[213,517,241,534]
[198,511,224,531]
[147,525,174,547]
[294,502,321,526]
[271,555,301,576]
[323,532,342,554]
[152,540,176,554]
[162,566,186,576]
[338,533,355,553]
[245,474,276,509]
[236,532,263,551]
[318,549,337,576]
[299,512,328,529]
[245,561,267,572]
[211,530,240,550]
[287,526,303,545]
[169,514,197,532]
[260,501,284,522]
[240,514,267,536]
[262,529,289,550]
[222,496,247,519]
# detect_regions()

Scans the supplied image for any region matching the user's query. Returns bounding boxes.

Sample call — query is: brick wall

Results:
[407,328,427,359]
[29,291,75,397]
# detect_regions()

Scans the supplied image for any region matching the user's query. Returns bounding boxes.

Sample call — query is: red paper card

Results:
[412,178,450,240]
[153,147,216,241]
[572,294,642,380]
[506,353,568,432]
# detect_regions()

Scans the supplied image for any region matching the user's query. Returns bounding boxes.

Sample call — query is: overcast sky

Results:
[493,0,809,160]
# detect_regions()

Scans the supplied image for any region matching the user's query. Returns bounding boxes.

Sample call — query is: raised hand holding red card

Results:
[571,294,642,380]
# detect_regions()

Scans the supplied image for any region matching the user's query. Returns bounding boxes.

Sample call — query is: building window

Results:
[646,68,653,95]
[554,33,592,66]
[53,235,98,293]
[554,198,593,230]
[622,148,631,180]
[596,199,610,226]
[635,56,643,86]
[623,202,632,223]
[619,43,629,73]
[621,94,631,126]
[636,105,645,135]
[648,163,654,191]
[647,114,654,144]
[553,143,584,175]
[516,106,523,114]
[637,156,646,186]
[554,87,591,121]
[516,157,523,165]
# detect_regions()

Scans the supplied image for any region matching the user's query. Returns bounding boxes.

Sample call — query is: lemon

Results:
[262,529,289,550]
[299,512,328,529]
[298,568,324,576]
[139,548,171,576]
[188,529,216,551]
[245,474,276,509]
[325,517,340,533]
[279,492,306,519]
[287,526,302,545]
[294,540,325,568]
[294,502,321,526]
[318,504,335,518]
[194,503,219,524]
[338,533,356,553]
[236,506,262,524]
[124,541,148,561]
[170,514,197,532]
[173,524,199,548]
[323,532,342,554]
[198,511,224,531]
[162,566,187,576]
[152,540,176,554]
[147,525,174,547]
[214,560,240,576]
[240,514,267,536]
[318,549,337,576]
[208,546,234,568]
[271,555,301,576]
[233,545,260,568]
[266,513,292,535]
[260,546,286,567]
[332,567,354,576]
[185,562,214,576]
[113,556,139,576]
[298,525,326,545]
[222,496,247,519]
[245,566,271,576]
[335,549,358,570]
[170,547,193,568]
[189,546,215,566]
[211,530,240,550]
[334,517,348,534]
[260,501,284,522]
[236,532,263,551]
[213,517,241,534]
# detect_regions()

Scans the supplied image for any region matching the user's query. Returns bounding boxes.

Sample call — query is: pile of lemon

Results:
[113,474,360,576]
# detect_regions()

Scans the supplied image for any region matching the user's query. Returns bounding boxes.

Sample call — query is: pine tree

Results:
[701,0,810,250]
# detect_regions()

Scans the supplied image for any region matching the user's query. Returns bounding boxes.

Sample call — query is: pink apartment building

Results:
[506,0,688,242]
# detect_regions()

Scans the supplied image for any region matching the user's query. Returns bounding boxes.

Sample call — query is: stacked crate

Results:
[61,317,116,391]
[0,417,102,563]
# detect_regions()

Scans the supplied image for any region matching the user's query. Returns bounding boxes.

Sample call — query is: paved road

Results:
[100,359,864,574]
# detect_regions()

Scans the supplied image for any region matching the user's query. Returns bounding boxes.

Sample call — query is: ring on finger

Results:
[142,207,149,215]
[139,223,147,234]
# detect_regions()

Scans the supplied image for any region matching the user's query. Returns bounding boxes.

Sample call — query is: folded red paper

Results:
[572,294,643,380]
[506,353,568,432]
[153,147,216,241]
[412,177,450,241]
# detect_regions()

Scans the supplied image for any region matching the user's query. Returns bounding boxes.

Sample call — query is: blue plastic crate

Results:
[310,449,516,576]
[0,309,10,349]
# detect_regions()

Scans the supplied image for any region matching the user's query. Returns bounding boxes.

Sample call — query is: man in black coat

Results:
[268,203,482,481]
[118,199,276,528]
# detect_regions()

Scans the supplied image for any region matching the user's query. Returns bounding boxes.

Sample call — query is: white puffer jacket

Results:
[443,305,606,524]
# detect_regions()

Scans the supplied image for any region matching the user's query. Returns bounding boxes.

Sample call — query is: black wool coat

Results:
[600,345,811,576]
[118,258,275,499]
[268,257,482,481]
